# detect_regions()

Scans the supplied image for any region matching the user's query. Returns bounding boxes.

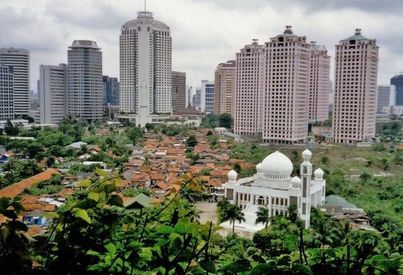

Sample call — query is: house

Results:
[23,211,49,226]
[123,193,152,209]
[66,141,88,149]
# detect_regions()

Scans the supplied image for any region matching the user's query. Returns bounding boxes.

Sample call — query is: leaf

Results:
[79,179,91,188]
[105,243,117,254]
[200,260,215,273]
[157,225,174,234]
[95,168,108,177]
[104,183,116,193]
[141,247,152,261]
[174,222,188,234]
[44,212,59,219]
[88,191,100,202]
[74,209,92,224]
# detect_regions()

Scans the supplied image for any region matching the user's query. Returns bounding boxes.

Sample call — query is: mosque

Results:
[221,149,326,232]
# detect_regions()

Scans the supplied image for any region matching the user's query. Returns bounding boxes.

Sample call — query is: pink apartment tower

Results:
[333,29,379,143]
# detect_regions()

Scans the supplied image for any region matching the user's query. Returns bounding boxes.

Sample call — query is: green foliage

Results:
[4,119,20,136]
[201,114,219,128]
[25,174,63,195]
[218,113,233,129]
[0,159,42,188]
[186,135,197,148]
[126,127,143,145]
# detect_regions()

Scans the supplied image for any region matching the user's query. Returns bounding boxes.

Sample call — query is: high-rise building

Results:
[262,26,311,144]
[172,71,186,113]
[67,40,103,120]
[377,85,392,113]
[120,11,172,126]
[186,86,193,107]
[390,74,403,105]
[309,42,330,122]
[333,29,378,143]
[39,64,67,124]
[102,76,119,107]
[193,87,201,109]
[0,65,14,120]
[201,80,215,114]
[234,40,265,136]
[214,60,236,115]
[0,48,30,116]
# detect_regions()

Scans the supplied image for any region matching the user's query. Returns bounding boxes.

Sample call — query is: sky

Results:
[1,0,402,92]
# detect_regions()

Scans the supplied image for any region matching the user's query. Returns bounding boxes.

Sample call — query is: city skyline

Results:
[1,0,402,91]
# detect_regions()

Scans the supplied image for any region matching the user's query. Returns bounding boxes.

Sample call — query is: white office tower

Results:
[120,11,172,126]
[0,48,30,116]
[39,64,67,124]
[333,29,379,143]
[263,26,310,144]
[0,66,14,120]
[67,40,103,121]
[200,80,215,114]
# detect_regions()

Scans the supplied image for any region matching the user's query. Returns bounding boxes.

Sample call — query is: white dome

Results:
[302,149,312,160]
[291,176,302,187]
[261,151,293,178]
[314,168,324,179]
[227,170,238,181]
[256,163,262,173]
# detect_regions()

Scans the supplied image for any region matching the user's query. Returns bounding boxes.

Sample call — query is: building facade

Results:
[0,66,14,120]
[222,149,325,231]
[39,64,67,124]
[390,74,403,106]
[214,60,236,115]
[201,80,215,114]
[120,11,172,126]
[333,29,379,143]
[234,40,265,136]
[377,85,392,113]
[172,71,186,114]
[102,76,119,107]
[262,26,311,144]
[67,40,103,121]
[193,87,201,109]
[0,48,30,116]
[309,42,330,122]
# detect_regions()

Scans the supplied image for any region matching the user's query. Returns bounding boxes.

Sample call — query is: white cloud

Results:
[0,0,401,90]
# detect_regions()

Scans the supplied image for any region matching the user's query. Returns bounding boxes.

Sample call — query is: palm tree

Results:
[255,206,270,228]
[227,204,245,234]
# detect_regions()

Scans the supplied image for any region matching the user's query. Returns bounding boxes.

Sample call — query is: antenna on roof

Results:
[144,0,147,12]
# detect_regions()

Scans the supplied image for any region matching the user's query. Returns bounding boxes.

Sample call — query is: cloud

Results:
[0,0,401,90]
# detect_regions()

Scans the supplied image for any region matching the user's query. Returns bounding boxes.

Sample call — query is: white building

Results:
[221,149,325,232]
[0,65,14,120]
[200,80,215,114]
[67,40,103,120]
[39,64,67,124]
[0,48,30,116]
[120,11,172,126]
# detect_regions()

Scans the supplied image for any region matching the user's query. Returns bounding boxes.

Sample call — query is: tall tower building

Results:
[390,74,403,105]
[0,48,30,116]
[377,85,392,113]
[234,40,265,136]
[67,40,103,121]
[262,26,311,144]
[214,60,236,115]
[120,11,172,126]
[172,71,186,113]
[333,29,379,143]
[201,80,215,114]
[39,64,67,124]
[102,76,119,107]
[309,42,330,122]
[0,65,14,120]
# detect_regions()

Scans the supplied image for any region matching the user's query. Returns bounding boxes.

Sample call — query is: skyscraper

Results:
[377,86,392,113]
[120,11,172,126]
[39,64,67,124]
[214,60,236,115]
[309,42,330,122]
[333,29,378,143]
[234,40,265,136]
[262,26,311,144]
[67,40,103,120]
[390,74,403,105]
[201,80,215,114]
[0,48,30,116]
[172,71,186,113]
[0,65,14,120]
[193,88,201,109]
[102,76,119,107]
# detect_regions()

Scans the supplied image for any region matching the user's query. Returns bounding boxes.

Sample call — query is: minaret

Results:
[300,149,313,228]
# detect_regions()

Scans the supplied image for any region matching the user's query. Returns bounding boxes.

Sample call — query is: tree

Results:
[127,127,143,145]
[359,172,371,183]
[4,119,19,136]
[186,135,197,148]
[255,206,270,228]
[218,113,233,129]
[218,199,245,234]
[233,163,241,173]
